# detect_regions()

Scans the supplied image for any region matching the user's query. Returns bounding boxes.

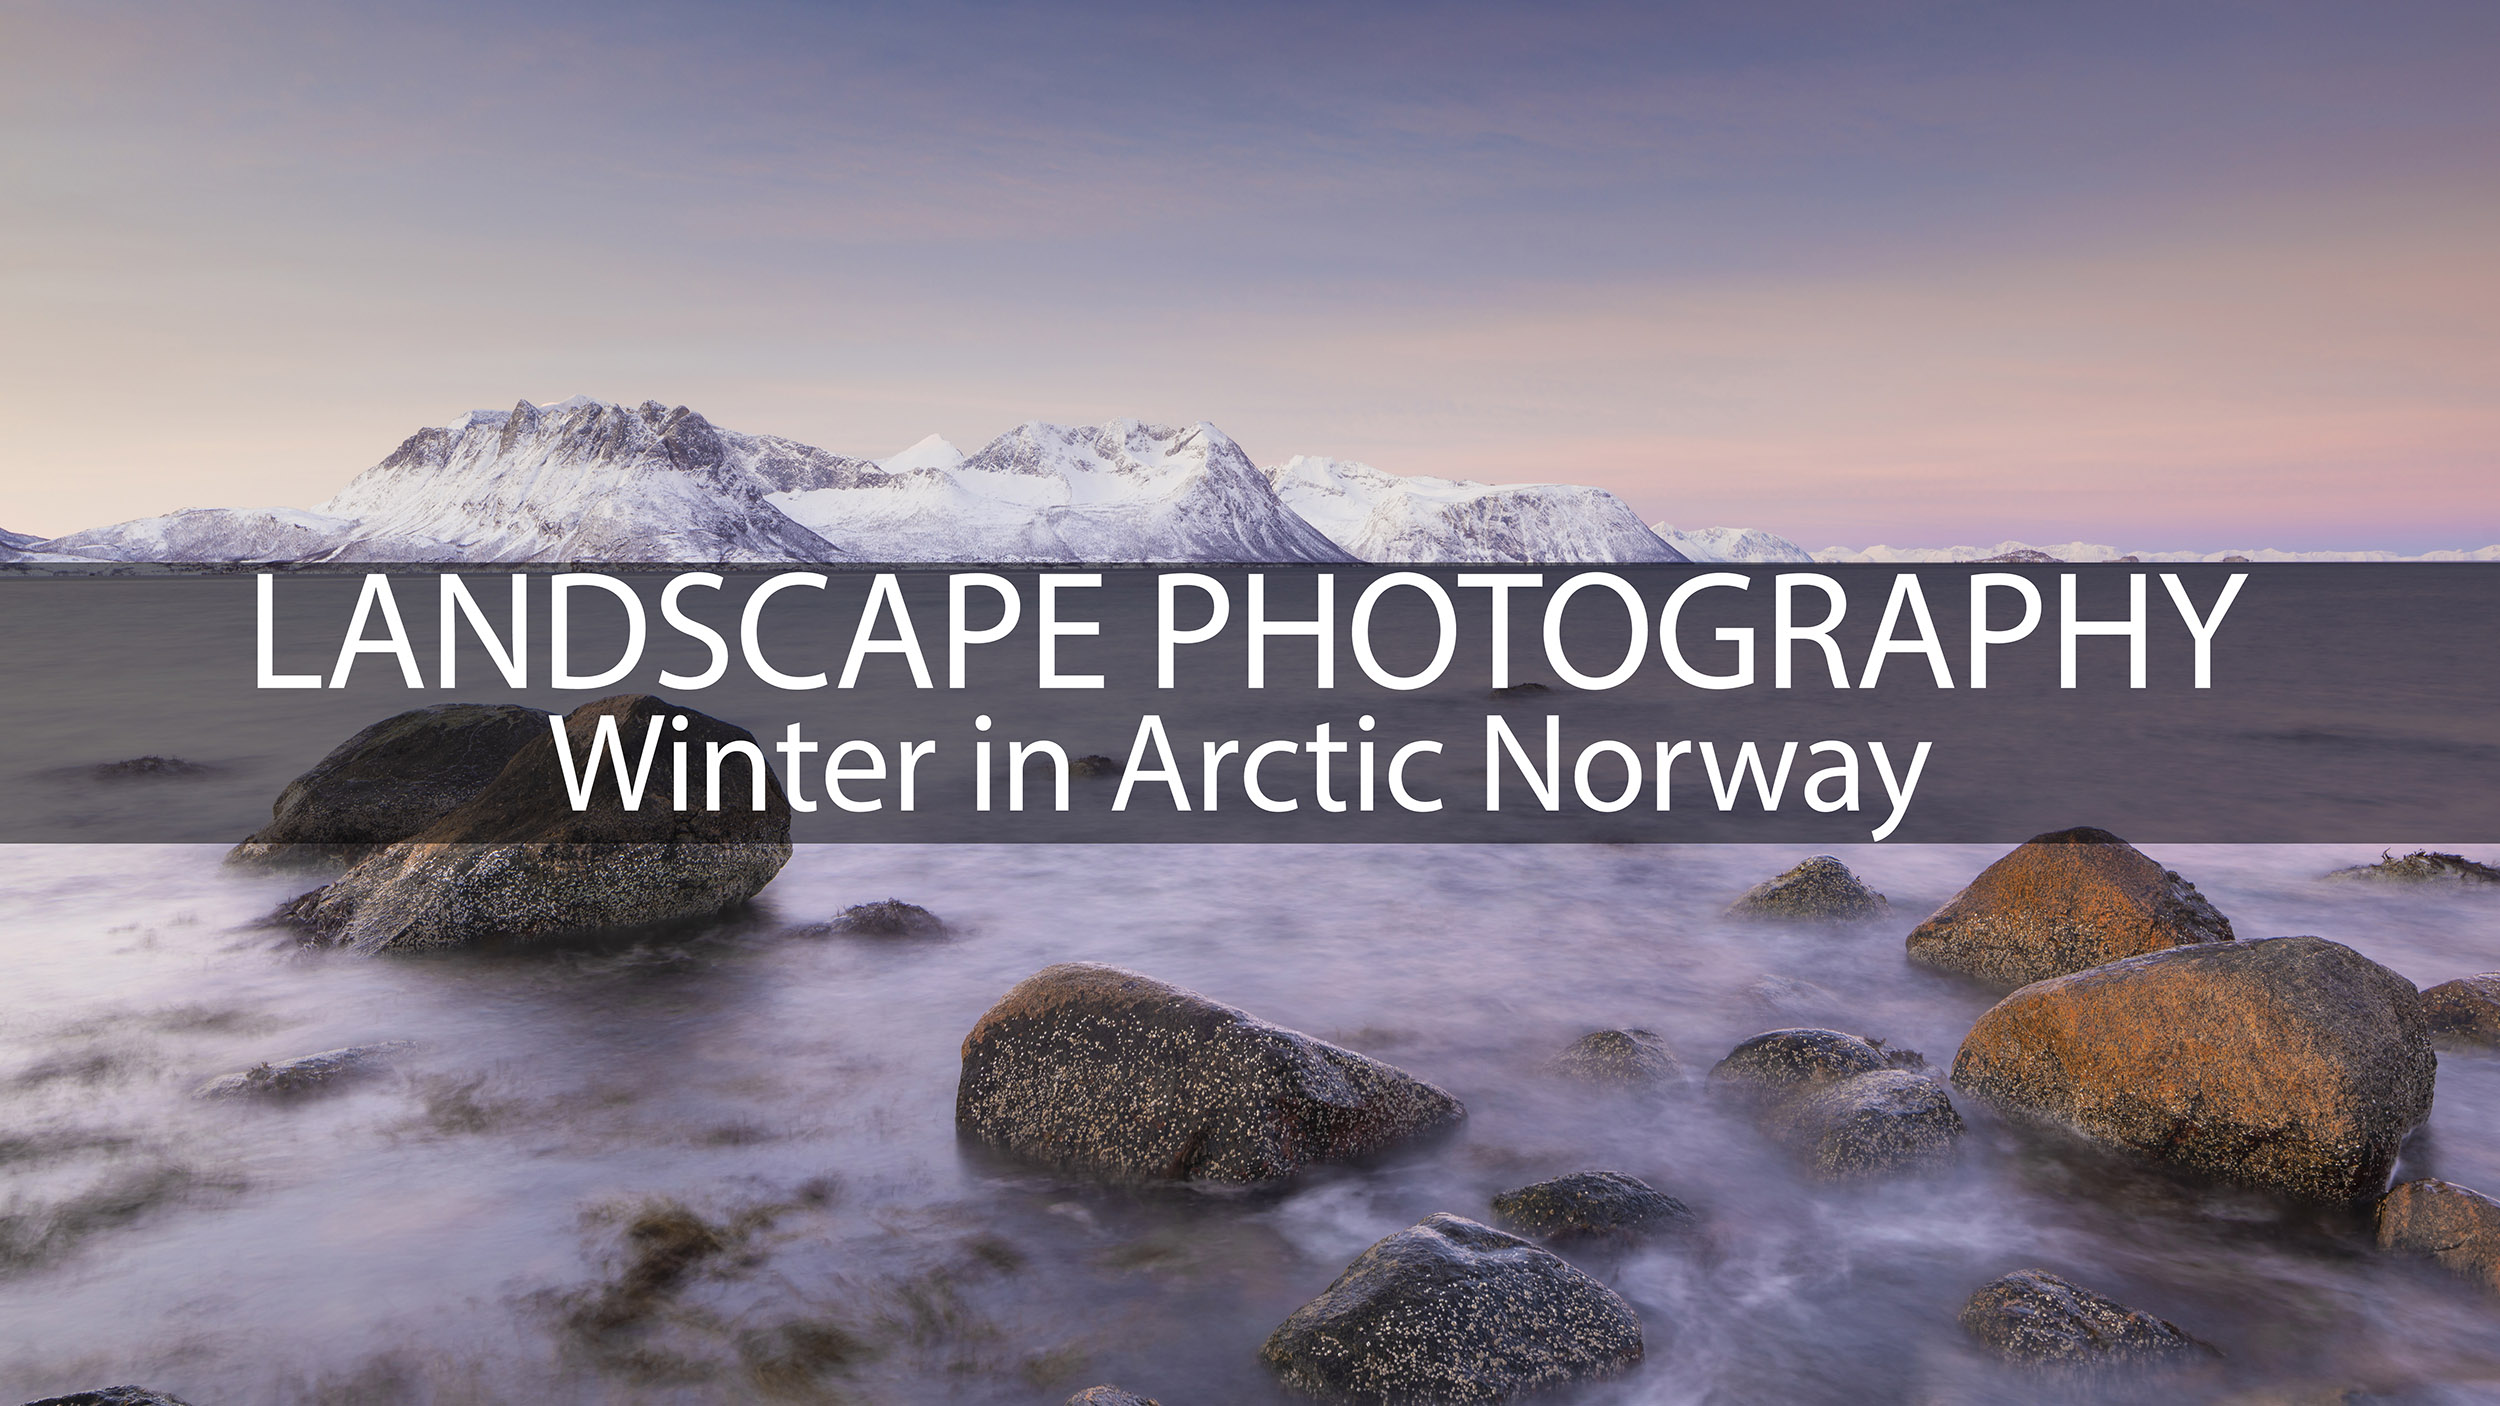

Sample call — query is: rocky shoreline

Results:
[23,702,2500,1404]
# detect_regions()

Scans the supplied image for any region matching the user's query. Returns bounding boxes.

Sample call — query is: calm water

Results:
[2,841,2498,1404]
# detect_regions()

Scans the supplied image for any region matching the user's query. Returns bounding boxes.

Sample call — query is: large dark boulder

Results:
[1728,855,1889,921]
[1709,1029,1961,1178]
[1260,1213,1642,1402]
[1546,1028,1682,1087]
[229,702,550,865]
[2420,975,2500,1046]
[1906,827,2233,987]
[1959,1269,2207,1365]
[24,1392,197,1406]
[1491,1170,1694,1243]
[1953,936,2435,1203]
[278,695,790,953]
[2376,1179,2500,1292]
[955,963,1464,1184]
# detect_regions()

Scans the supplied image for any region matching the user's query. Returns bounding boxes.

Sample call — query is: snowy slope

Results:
[1652,522,1812,564]
[320,398,842,562]
[1266,456,1684,563]
[771,420,1352,563]
[43,507,454,563]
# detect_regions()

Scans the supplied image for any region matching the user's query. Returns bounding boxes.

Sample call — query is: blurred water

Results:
[1,840,2497,1404]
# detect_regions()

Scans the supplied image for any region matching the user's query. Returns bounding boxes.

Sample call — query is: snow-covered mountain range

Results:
[17,396,2496,565]
[1267,456,1681,562]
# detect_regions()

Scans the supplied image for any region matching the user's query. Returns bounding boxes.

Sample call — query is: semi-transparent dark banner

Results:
[0,563,2491,843]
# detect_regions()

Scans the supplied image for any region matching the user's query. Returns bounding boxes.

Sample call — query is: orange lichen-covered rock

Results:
[1952,936,2434,1203]
[956,963,1464,1184]
[2420,975,2500,1047]
[1907,827,2233,987]
[2376,1178,2500,1292]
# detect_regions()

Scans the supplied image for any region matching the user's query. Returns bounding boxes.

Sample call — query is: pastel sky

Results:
[4,0,2496,550]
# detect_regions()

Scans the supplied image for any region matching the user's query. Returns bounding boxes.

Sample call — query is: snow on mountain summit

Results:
[1652,522,1812,564]
[319,398,842,562]
[1267,456,1685,563]
[769,419,1352,562]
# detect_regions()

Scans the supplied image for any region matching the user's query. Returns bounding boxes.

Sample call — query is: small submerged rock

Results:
[1064,1389,1160,1406]
[1491,1170,1695,1242]
[1905,827,2234,987]
[1546,1028,1682,1087]
[92,756,212,780]
[1709,1029,1960,1178]
[1069,754,1123,779]
[1729,855,1889,922]
[2421,975,2500,1046]
[1489,681,1552,699]
[229,702,551,866]
[276,695,791,953]
[2376,1178,2500,1292]
[956,963,1464,1184]
[1959,1268,2208,1366]
[193,1041,411,1099]
[811,899,946,938]
[1952,936,2435,1203]
[2326,850,2500,885]
[1260,1212,1642,1402]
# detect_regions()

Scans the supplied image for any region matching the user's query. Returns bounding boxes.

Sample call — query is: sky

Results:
[3,0,2496,551]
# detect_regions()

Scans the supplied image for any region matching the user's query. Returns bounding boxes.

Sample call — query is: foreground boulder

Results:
[1710,1029,1961,1178]
[1491,1170,1694,1242]
[1729,855,1889,921]
[1261,1213,1642,1402]
[193,1041,409,1099]
[2421,975,2500,1046]
[1959,1269,2207,1366]
[25,1392,196,1406]
[956,964,1464,1184]
[1953,936,2435,1202]
[2326,850,2500,885]
[1906,827,2233,987]
[1546,1028,1682,1087]
[2376,1179,2500,1292]
[229,702,550,865]
[278,696,790,953]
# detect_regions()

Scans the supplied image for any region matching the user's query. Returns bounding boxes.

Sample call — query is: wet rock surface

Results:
[228,702,550,866]
[1772,1068,1964,1178]
[275,695,791,953]
[1729,855,1889,921]
[1260,1212,1642,1402]
[23,1392,197,1406]
[1064,1389,1160,1406]
[810,898,946,938]
[1490,1170,1695,1242]
[2327,851,2500,885]
[193,1041,411,1099]
[1959,1268,2207,1365]
[2376,1179,2500,1292]
[1953,936,2435,1202]
[956,963,1465,1184]
[2421,975,2500,1045]
[1906,827,2234,987]
[1711,1029,1960,1177]
[1547,1028,1682,1087]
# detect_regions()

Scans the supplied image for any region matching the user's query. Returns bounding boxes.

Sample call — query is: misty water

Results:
[3,840,2499,1404]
